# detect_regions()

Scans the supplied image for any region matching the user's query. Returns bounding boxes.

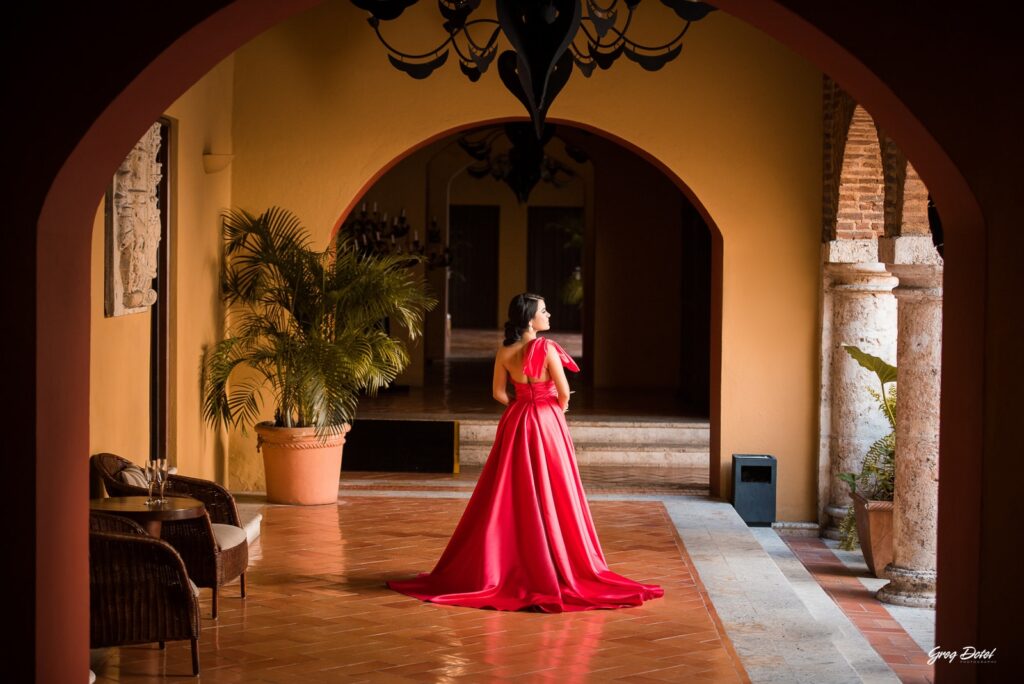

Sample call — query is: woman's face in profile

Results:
[531,300,551,332]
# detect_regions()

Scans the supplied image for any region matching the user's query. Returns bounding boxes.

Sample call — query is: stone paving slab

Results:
[658,497,899,683]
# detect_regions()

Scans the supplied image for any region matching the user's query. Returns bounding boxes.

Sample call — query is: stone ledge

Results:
[878,235,942,266]
[823,238,877,264]
[772,521,821,537]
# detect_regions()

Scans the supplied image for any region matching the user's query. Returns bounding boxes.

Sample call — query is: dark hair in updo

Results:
[503,292,544,346]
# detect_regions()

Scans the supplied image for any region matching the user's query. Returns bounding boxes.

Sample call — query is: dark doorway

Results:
[150,119,171,461]
[678,202,711,414]
[449,204,500,328]
[527,206,583,332]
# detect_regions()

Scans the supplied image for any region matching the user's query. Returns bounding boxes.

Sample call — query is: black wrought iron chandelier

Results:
[459,122,587,203]
[341,203,451,269]
[351,0,716,135]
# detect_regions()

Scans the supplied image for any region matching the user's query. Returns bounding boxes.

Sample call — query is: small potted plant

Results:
[837,345,896,578]
[202,207,436,504]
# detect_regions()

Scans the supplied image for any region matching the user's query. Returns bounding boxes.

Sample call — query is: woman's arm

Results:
[492,352,510,405]
[547,345,572,412]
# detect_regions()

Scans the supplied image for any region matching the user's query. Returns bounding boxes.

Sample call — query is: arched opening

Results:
[329,118,720,490]
[24,2,993,681]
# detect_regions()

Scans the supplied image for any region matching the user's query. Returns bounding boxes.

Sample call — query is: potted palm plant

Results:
[202,207,436,504]
[838,345,896,578]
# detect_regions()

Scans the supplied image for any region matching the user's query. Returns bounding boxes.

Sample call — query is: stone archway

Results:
[22,3,991,681]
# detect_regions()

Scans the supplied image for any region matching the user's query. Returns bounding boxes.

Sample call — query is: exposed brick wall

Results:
[835,105,884,240]
[878,127,931,237]
[822,76,857,242]
[900,162,930,235]
[823,77,933,243]
[879,128,908,238]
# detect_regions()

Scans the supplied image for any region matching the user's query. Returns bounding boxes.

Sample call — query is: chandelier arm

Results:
[608,20,690,52]
[569,43,592,61]
[577,8,634,49]
[371,20,456,60]
[460,19,502,52]
[586,0,621,14]
[450,38,474,64]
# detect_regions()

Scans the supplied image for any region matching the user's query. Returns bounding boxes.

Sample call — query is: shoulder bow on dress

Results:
[523,337,581,379]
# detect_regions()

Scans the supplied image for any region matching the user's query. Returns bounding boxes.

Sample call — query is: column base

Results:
[822,504,848,540]
[876,564,936,608]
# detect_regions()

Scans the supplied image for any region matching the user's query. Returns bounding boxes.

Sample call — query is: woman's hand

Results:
[561,390,574,413]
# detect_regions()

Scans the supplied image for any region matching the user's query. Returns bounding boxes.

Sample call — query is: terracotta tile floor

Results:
[93,497,749,682]
[782,537,934,684]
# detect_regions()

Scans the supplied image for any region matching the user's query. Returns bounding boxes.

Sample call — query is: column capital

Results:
[878,235,942,266]
[824,260,898,292]
[823,240,897,292]
[823,238,877,265]
[879,236,943,291]
[890,263,943,295]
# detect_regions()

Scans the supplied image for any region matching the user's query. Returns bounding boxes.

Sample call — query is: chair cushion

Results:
[188,578,201,598]
[118,465,148,488]
[212,523,247,551]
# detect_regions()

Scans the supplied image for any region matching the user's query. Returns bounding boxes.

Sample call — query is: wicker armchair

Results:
[89,512,201,675]
[90,452,249,618]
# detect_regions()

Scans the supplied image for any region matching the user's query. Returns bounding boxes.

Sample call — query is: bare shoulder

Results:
[495,342,517,360]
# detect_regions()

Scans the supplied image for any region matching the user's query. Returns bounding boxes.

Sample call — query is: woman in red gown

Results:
[386,293,664,612]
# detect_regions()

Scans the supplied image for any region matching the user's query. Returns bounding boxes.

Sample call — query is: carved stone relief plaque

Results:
[105,122,163,317]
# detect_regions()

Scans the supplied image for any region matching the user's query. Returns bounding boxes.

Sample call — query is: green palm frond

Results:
[867,386,897,432]
[838,508,859,550]
[858,431,896,500]
[203,207,437,434]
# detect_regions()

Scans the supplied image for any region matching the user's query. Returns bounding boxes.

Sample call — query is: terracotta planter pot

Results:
[851,491,894,578]
[255,422,350,505]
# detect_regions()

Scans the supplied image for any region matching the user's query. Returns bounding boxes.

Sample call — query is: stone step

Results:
[458,419,710,449]
[459,444,709,466]
[457,418,710,467]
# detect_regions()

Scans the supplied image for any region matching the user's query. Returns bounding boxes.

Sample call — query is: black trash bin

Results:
[731,454,777,526]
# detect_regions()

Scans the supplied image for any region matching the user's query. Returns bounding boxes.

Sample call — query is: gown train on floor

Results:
[386,336,664,612]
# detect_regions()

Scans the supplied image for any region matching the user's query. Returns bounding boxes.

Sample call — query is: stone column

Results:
[822,240,898,538]
[877,236,943,607]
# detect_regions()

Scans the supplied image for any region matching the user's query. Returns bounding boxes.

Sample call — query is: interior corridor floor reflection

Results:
[91,497,748,682]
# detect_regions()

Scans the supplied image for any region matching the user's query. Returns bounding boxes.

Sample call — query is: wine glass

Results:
[155,457,168,504]
[146,458,168,505]
[145,460,159,505]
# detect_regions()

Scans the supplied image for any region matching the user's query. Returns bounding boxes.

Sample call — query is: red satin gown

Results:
[386,336,664,612]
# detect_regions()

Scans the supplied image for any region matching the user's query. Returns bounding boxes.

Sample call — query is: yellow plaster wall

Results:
[89,56,234,482]
[227,1,822,520]
[165,56,235,482]
[89,202,151,466]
